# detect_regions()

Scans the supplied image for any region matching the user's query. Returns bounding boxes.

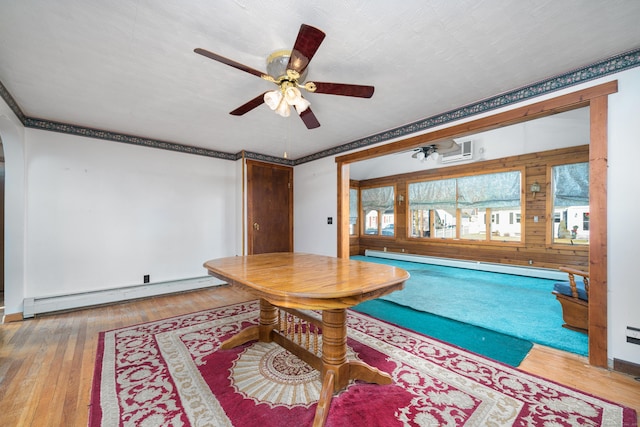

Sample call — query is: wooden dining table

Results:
[203,252,409,427]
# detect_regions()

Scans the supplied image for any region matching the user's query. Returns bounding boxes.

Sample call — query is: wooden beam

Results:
[336,81,618,164]
[588,95,609,368]
[337,163,350,259]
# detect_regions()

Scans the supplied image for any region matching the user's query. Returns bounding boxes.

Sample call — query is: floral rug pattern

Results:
[90,300,636,426]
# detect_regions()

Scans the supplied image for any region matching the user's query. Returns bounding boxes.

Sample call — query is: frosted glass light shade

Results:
[264,90,283,110]
[285,87,310,114]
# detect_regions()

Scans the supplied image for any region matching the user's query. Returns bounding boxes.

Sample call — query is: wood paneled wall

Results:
[350,145,589,271]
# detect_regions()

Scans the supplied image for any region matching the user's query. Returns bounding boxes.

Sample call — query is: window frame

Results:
[359,184,396,238]
[546,160,590,250]
[348,186,360,237]
[406,166,525,245]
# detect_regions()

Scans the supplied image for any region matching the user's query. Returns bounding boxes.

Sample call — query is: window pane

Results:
[364,210,379,235]
[349,188,358,236]
[552,163,589,245]
[432,208,457,238]
[361,186,394,236]
[458,171,520,208]
[410,209,431,238]
[460,208,485,240]
[361,186,394,212]
[409,180,457,210]
[407,171,521,242]
[490,207,522,241]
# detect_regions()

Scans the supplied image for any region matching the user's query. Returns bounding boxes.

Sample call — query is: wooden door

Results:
[247,160,293,254]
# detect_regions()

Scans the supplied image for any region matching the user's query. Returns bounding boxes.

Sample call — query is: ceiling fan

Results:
[411,140,461,161]
[194,24,374,129]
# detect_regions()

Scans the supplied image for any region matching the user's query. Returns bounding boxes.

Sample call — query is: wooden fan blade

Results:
[287,24,326,75]
[311,82,374,98]
[298,107,321,129]
[194,48,266,78]
[230,92,267,116]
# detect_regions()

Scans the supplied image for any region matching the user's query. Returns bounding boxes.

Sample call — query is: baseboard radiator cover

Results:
[23,276,225,318]
[363,250,567,281]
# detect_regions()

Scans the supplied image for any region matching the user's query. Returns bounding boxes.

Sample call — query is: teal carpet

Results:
[353,299,533,366]
[351,255,588,358]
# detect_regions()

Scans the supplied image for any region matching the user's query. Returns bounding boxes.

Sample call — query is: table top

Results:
[203,252,409,310]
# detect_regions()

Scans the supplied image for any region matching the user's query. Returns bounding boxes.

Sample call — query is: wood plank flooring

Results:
[1,285,638,426]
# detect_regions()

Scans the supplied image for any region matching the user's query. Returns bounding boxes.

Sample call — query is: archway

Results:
[336,81,617,368]
[0,114,26,322]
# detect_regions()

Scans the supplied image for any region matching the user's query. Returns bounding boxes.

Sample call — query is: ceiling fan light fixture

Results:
[264,90,291,117]
[264,90,282,110]
[195,24,374,129]
[284,87,310,114]
[275,97,291,117]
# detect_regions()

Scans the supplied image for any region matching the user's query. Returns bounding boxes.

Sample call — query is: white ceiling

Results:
[1,1,639,160]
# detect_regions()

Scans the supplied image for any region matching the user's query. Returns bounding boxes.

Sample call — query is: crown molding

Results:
[1,48,639,165]
[0,79,26,123]
[24,117,237,160]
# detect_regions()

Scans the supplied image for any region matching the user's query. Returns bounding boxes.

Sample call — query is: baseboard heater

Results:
[364,250,567,281]
[23,276,225,318]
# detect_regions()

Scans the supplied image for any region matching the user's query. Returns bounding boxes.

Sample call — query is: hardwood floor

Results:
[1,286,638,426]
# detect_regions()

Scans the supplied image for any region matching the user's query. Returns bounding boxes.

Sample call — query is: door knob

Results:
[253,222,260,231]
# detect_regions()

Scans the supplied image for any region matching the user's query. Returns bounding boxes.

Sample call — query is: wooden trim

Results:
[3,312,24,323]
[359,151,584,254]
[335,81,618,165]
[337,163,350,259]
[613,358,640,377]
[588,95,608,367]
[242,151,246,256]
[246,159,294,254]
[336,81,618,368]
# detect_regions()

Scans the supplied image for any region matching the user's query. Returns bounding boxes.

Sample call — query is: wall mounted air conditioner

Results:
[441,139,473,163]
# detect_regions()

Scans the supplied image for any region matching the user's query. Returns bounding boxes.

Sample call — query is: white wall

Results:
[607,70,640,365]
[22,128,238,301]
[293,67,640,365]
[294,156,337,256]
[349,107,590,180]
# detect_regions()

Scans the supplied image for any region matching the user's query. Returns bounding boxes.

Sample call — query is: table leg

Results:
[220,298,278,349]
[313,309,347,427]
[312,308,393,427]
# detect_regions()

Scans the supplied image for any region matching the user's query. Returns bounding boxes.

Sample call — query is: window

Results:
[349,188,359,236]
[551,162,589,245]
[409,178,456,238]
[361,186,395,236]
[409,170,522,242]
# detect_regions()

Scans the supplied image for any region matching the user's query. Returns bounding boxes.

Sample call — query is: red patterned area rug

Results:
[90,300,636,426]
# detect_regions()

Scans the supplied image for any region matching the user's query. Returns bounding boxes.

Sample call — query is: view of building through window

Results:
[361,186,395,236]
[551,162,589,245]
[356,162,588,245]
[408,171,522,242]
[349,188,358,235]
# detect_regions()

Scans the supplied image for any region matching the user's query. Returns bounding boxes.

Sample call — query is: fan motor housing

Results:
[267,49,308,81]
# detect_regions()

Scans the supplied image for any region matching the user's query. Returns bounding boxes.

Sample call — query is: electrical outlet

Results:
[144,274,150,284]
[627,327,640,340]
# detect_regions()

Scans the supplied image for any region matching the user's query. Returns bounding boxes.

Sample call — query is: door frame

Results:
[245,159,294,255]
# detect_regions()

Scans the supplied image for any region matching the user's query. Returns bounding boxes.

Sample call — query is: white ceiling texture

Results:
[1,1,639,163]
